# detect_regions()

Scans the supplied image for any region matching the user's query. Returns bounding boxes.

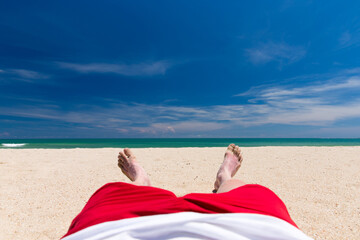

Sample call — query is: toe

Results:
[232,145,243,162]
[227,144,235,152]
[234,146,240,155]
[124,148,134,158]
[118,160,123,168]
[118,155,125,167]
[119,152,128,161]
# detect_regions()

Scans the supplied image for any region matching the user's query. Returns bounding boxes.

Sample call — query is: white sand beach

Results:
[0,147,359,240]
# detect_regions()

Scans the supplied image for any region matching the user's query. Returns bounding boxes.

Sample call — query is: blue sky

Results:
[1,0,360,138]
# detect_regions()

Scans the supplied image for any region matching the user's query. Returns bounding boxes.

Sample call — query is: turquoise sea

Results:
[1,138,360,148]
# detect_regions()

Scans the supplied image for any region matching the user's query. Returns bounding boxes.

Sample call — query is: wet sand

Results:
[1,147,359,239]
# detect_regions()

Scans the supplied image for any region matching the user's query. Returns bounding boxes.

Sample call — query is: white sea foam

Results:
[1,143,27,147]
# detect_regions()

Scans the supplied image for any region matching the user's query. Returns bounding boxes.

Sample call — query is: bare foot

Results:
[118,148,151,186]
[214,144,243,191]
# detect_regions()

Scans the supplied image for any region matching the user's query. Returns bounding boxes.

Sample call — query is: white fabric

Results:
[63,212,313,240]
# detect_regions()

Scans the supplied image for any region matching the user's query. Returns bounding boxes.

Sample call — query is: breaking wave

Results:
[1,143,27,147]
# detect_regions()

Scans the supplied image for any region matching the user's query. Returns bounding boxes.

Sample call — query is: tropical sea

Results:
[1,138,360,149]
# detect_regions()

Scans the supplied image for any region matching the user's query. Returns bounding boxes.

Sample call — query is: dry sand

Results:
[0,147,359,240]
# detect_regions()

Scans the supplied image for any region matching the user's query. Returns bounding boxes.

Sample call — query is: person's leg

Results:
[182,144,298,228]
[118,148,151,186]
[62,149,178,238]
[214,144,245,193]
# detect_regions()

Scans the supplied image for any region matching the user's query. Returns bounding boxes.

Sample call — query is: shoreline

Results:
[2,138,360,149]
[2,145,360,150]
[1,147,359,239]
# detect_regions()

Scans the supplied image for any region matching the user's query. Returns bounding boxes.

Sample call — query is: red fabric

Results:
[62,182,297,238]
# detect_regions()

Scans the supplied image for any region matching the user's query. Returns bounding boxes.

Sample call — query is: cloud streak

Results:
[246,42,306,65]
[338,29,360,49]
[9,69,50,79]
[241,77,360,100]
[234,70,360,125]
[0,69,50,83]
[57,60,172,76]
[2,69,360,136]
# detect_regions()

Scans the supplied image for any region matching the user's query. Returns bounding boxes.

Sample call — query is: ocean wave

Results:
[1,143,27,147]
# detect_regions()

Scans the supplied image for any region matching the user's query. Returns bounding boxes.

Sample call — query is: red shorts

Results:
[62,182,297,238]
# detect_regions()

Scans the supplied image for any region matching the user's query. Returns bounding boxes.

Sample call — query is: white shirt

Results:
[63,212,313,240]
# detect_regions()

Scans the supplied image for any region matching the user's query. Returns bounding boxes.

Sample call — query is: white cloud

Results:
[308,77,360,93]
[0,69,50,84]
[338,29,360,48]
[125,121,225,135]
[117,128,129,134]
[10,69,49,79]
[57,60,172,76]
[237,76,360,99]
[342,68,360,74]
[2,69,360,136]
[246,42,306,65]
[254,102,360,125]
[151,121,225,133]
[232,73,360,126]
